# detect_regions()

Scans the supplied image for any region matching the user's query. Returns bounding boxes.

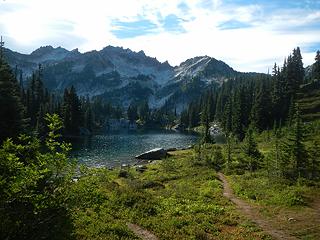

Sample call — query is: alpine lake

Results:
[70,129,226,168]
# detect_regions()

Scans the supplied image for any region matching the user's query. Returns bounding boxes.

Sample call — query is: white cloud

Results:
[0,0,319,72]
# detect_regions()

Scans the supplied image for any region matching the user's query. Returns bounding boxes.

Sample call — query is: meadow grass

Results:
[67,149,268,239]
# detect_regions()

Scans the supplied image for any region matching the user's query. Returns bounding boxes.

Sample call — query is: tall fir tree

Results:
[62,86,82,135]
[232,86,248,140]
[200,99,211,143]
[243,127,262,172]
[222,97,233,133]
[285,47,304,98]
[287,106,307,178]
[0,59,24,142]
[271,63,285,123]
[250,82,272,132]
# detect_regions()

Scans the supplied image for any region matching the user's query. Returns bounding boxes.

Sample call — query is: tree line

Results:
[181,48,320,140]
[185,48,320,181]
[0,59,130,142]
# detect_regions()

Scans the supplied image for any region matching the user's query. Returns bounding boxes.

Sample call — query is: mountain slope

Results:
[4,45,261,109]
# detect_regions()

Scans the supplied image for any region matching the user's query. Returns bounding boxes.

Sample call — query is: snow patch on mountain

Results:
[174,56,212,79]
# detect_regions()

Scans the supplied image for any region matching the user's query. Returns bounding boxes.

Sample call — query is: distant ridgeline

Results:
[4,45,264,111]
[1,42,320,141]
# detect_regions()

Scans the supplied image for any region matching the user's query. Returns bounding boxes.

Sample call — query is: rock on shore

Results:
[135,148,167,160]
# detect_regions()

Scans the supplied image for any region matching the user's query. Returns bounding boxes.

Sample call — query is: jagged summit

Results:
[30,45,55,56]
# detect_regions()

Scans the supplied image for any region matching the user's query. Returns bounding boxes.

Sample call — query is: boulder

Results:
[135,148,167,160]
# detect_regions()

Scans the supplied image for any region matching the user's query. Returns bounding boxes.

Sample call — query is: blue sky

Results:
[0,0,319,72]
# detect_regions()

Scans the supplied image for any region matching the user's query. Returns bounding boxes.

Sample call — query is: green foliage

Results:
[232,87,248,140]
[44,113,74,181]
[250,82,272,132]
[0,59,24,143]
[242,128,263,171]
[0,114,75,239]
[207,145,224,170]
[62,86,82,135]
[307,139,320,180]
[222,97,233,133]
[160,156,178,173]
[200,99,212,143]
[230,172,307,207]
[283,107,308,179]
[59,149,267,239]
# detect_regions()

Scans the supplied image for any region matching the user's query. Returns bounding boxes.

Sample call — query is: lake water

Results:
[70,130,199,167]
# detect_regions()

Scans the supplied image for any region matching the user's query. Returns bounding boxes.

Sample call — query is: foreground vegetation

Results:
[219,117,320,239]
[65,149,273,240]
[2,116,320,239]
[0,123,268,239]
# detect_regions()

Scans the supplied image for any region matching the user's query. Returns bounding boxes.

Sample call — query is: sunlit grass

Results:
[67,150,267,239]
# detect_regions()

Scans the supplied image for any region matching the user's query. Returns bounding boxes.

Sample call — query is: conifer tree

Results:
[286,106,307,178]
[188,102,199,128]
[272,63,284,122]
[35,104,47,137]
[224,133,235,172]
[0,59,24,142]
[307,139,320,180]
[180,109,188,127]
[250,82,272,132]
[287,96,296,126]
[312,50,320,80]
[243,127,262,172]
[84,106,93,132]
[285,47,304,98]
[138,101,150,123]
[214,93,223,121]
[232,87,248,140]
[127,103,138,123]
[222,97,232,133]
[293,47,304,86]
[62,86,82,135]
[200,100,211,143]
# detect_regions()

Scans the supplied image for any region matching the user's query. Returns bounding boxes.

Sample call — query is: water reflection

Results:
[70,130,199,167]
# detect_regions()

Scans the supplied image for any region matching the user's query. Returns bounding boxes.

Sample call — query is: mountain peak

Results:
[138,50,145,56]
[71,48,80,53]
[30,45,69,62]
[30,45,55,56]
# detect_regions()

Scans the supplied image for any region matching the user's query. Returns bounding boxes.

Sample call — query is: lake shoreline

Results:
[69,130,200,168]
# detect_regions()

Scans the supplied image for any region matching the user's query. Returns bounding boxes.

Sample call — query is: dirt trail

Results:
[217,172,298,240]
[127,223,159,240]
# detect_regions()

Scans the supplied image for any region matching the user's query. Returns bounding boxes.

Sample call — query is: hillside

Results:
[3,46,262,110]
[298,80,320,121]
